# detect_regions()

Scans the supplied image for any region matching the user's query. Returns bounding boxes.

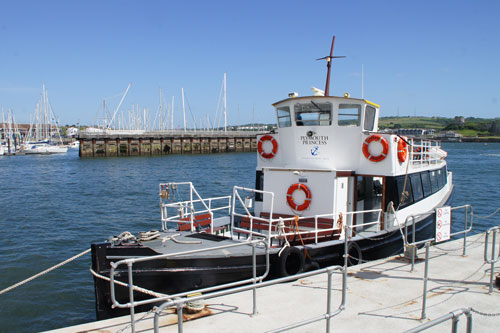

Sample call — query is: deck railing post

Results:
[252,241,257,315]
[326,270,332,333]
[421,242,430,320]
[127,262,136,333]
[177,303,184,333]
[463,205,468,256]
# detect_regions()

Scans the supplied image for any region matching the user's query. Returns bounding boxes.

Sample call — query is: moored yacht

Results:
[90,37,453,319]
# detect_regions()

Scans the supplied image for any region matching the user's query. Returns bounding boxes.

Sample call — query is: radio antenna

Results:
[317,36,345,96]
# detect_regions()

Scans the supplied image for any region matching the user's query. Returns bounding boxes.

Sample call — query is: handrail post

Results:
[421,242,430,320]
[485,229,498,294]
[252,241,257,316]
[411,216,416,272]
[177,303,184,333]
[127,262,136,333]
[463,205,468,256]
[326,270,332,333]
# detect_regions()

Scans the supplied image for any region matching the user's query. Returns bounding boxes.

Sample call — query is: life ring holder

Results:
[286,183,312,211]
[257,135,278,159]
[362,134,389,162]
[397,137,408,163]
[278,246,305,277]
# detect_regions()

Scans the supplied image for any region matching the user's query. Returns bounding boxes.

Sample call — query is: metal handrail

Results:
[484,226,500,293]
[109,239,270,333]
[404,204,473,271]
[153,264,346,333]
[403,205,474,320]
[405,307,472,333]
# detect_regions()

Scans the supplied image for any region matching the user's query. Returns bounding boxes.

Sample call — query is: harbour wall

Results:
[78,130,261,157]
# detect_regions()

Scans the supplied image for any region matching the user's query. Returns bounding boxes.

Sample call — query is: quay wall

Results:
[78,131,261,157]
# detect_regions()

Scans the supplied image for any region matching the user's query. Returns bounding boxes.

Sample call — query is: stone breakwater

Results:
[78,130,260,157]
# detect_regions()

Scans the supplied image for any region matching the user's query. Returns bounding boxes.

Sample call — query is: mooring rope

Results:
[89,267,168,299]
[0,248,91,295]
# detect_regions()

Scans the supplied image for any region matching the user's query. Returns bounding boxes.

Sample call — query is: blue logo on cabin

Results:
[311,146,319,156]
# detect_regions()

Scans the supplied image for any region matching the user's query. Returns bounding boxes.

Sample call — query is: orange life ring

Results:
[397,138,408,163]
[286,183,312,211]
[362,135,389,162]
[258,135,278,159]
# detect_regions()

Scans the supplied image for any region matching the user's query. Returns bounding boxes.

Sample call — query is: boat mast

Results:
[318,36,345,97]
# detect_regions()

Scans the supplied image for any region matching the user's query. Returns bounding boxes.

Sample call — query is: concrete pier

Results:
[78,130,261,157]
[47,231,500,332]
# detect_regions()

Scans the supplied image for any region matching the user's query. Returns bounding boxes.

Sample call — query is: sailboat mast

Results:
[223,72,227,132]
[171,96,174,130]
[182,88,186,132]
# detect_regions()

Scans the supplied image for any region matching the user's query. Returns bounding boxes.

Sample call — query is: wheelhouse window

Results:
[277,106,291,128]
[363,105,376,131]
[294,102,332,126]
[338,104,361,126]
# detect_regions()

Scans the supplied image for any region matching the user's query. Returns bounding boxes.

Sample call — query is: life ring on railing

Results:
[397,138,408,163]
[257,135,278,159]
[286,183,312,211]
[278,246,305,277]
[362,135,389,162]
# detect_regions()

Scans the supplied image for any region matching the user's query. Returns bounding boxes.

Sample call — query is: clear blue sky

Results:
[1,0,499,127]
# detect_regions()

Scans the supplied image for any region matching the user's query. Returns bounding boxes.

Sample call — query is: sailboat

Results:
[22,84,68,154]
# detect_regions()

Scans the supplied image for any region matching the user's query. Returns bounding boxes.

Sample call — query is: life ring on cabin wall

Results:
[397,138,408,163]
[362,135,389,162]
[286,183,312,211]
[257,135,278,159]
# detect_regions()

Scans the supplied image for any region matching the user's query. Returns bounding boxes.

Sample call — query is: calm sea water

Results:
[0,143,499,332]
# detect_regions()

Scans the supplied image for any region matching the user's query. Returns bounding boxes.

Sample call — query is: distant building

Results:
[436,131,463,142]
[454,116,465,125]
[389,128,436,137]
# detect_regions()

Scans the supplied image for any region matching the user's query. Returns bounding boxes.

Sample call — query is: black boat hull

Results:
[92,193,450,320]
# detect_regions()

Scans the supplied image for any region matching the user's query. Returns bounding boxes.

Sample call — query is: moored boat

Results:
[90,36,453,319]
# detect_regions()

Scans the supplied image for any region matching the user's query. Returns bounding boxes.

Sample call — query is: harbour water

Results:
[0,143,499,332]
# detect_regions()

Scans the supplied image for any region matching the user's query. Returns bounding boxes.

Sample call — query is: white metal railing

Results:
[408,138,446,166]
[159,182,231,233]
[484,225,500,293]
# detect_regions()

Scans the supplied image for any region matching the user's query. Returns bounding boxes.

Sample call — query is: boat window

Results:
[338,104,361,126]
[255,170,264,201]
[294,102,332,126]
[363,105,376,131]
[409,173,424,201]
[421,171,432,197]
[356,176,383,226]
[277,106,291,128]
[436,168,444,188]
[396,176,413,208]
[440,166,448,186]
[429,170,439,193]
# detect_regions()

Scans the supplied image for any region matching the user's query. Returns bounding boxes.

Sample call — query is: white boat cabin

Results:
[254,94,450,232]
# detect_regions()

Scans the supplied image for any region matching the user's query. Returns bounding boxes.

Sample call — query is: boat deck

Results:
[48,232,499,332]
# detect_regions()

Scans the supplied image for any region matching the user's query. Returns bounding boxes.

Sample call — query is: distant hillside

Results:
[379,116,500,137]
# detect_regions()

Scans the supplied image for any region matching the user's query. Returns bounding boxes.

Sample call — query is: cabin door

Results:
[335,177,349,216]
[336,176,355,237]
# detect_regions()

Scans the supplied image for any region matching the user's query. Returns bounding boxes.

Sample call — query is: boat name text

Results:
[300,135,328,145]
